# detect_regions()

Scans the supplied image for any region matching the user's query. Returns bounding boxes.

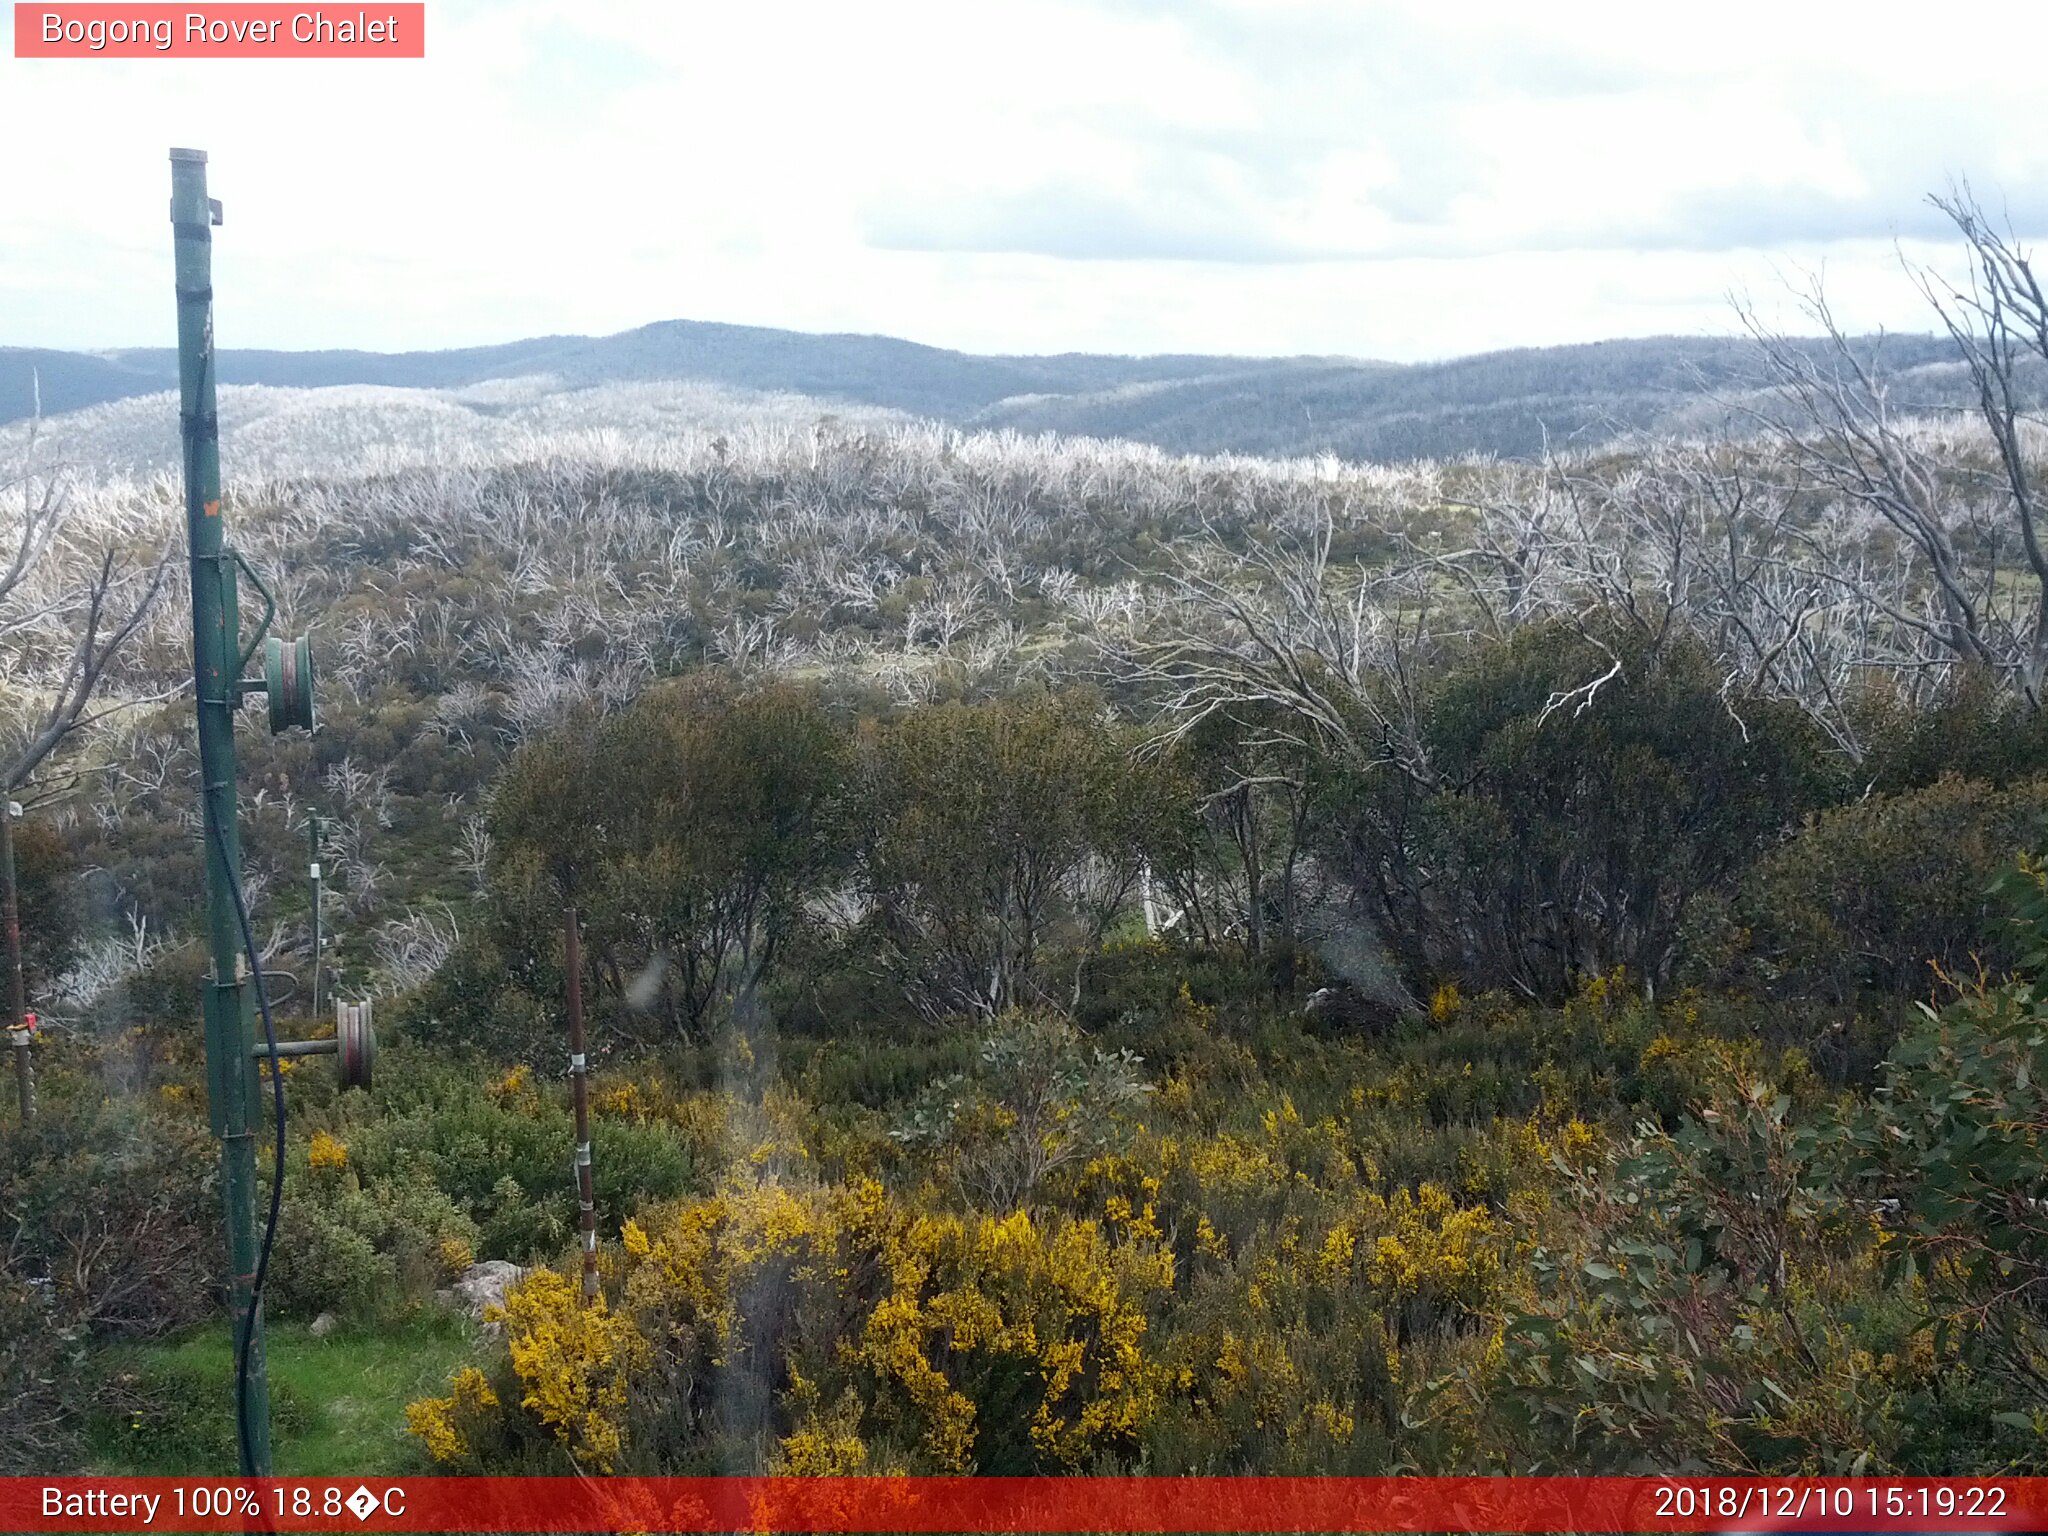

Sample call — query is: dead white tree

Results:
[1119,510,1438,785]
[1424,443,1889,753]
[1915,183,2048,703]
[1,402,172,798]
[1734,222,2048,712]
[1744,288,1990,659]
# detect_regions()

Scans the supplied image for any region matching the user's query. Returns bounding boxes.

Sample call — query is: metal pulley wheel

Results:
[336,1001,374,1091]
[264,634,316,734]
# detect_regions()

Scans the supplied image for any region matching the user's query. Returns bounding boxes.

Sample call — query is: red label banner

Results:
[0,1476,2042,1533]
[13,4,425,57]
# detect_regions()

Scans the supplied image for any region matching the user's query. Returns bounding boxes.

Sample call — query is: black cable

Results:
[209,809,286,1480]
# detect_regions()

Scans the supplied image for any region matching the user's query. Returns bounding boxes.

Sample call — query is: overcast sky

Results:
[7,0,2047,362]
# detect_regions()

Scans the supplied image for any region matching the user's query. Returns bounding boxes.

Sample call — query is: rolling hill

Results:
[0,319,1972,465]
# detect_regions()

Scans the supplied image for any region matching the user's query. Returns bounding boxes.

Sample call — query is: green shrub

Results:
[1850,880,2048,1436]
[475,1175,568,1260]
[1442,1066,1879,1473]
[0,1043,223,1470]
[291,1048,698,1272]
[0,1273,90,1473]
[858,690,1161,1018]
[893,1010,1153,1210]
[1853,668,2048,792]
[1322,621,1835,1000]
[789,1029,976,1112]
[8,816,82,1000]
[269,1156,479,1321]
[489,677,854,1039]
[1731,775,2048,1000]
[337,1054,574,1258]
[111,939,213,1036]
[394,933,558,1060]
[0,1064,217,1340]
[590,1117,694,1229]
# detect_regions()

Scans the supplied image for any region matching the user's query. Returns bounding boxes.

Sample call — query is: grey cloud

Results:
[876,0,2048,268]
[1091,0,1654,102]
[864,174,2021,268]
[1643,185,1959,251]
[1053,0,2048,260]
[865,182,1369,264]
[1629,175,2048,255]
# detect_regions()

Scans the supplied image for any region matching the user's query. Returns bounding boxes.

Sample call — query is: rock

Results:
[447,1259,524,1325]
[308,1311,338,1338]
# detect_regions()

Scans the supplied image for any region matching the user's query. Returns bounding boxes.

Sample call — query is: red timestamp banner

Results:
[1,1476,2045,1533]
[13,4,424,57]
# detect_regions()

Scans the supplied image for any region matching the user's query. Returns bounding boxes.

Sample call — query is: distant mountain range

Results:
[0,318,1975,463]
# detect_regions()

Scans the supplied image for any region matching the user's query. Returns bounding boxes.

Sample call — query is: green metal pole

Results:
[171,146,271,1476]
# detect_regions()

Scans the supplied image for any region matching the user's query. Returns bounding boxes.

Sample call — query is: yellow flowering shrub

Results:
[397,954,1871,1481]
[1155,1070,1196,1118]
[437,1234,475,1278]
[499,1270,650,1471]
[663,1090,738,1169]
[1140,1215,1408,1473]
[409,1160,1180,1475]
[876,1204,1175,1469]
[1556,1117,1600,1163]
[1173,980,1216,1031]
[595,1080,645,1118]
[306,1131,348,1172]
[1357,1182,1510,1325]
[776,1387,872,1475]
[1155,1129,1293,1244]
[1639,1033,1683,1068]
[405,1366,499,1466]
[1567,967,1626,1016]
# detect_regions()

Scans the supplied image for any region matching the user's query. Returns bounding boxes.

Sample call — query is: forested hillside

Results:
[0,324,1983,464]
[4,247,2047,1480]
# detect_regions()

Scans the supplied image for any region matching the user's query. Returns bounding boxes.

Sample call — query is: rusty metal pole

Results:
[564,906,598,1305]
[3,799,31,1122]
[308,812,323,1025]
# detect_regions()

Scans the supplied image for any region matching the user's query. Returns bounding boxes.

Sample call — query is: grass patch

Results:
[88,1309,482,1477]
